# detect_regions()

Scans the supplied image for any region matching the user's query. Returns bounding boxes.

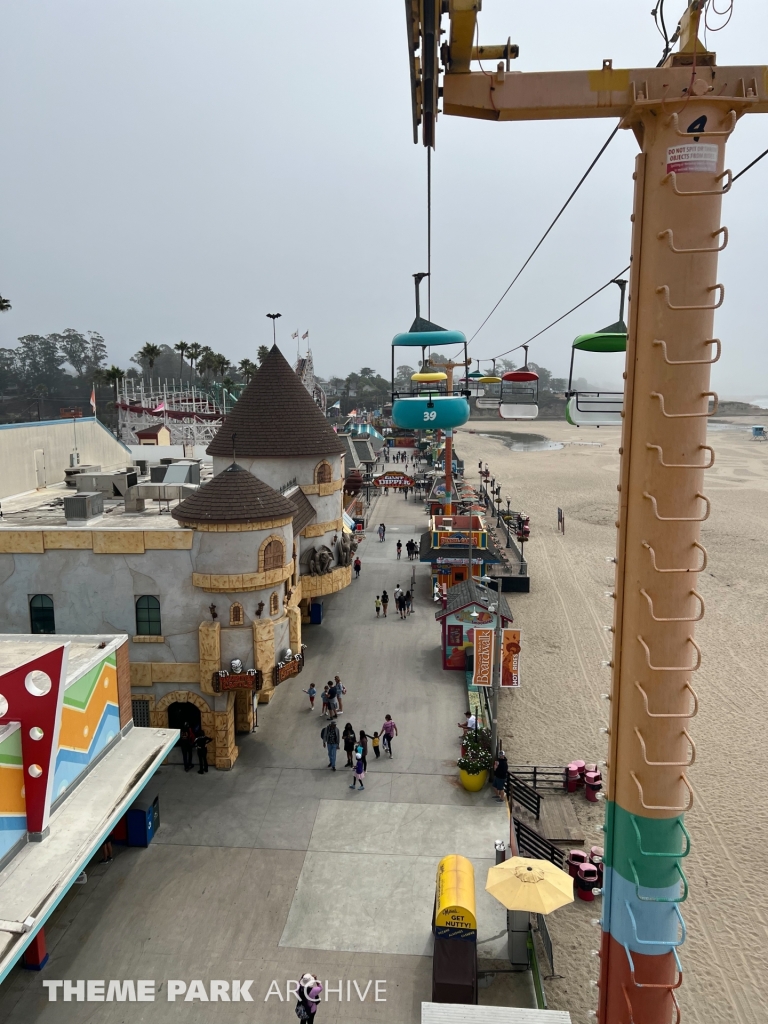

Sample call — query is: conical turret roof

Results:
[172,463,297,525]
[207,344,344,458]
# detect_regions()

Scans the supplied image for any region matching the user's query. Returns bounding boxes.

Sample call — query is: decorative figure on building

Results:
[337,534,358,567]
[302,545,334,576]
[255,601,264,618]
[209,603,218,620]
[230,658,243,674]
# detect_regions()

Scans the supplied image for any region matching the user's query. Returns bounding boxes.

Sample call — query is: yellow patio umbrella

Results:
[485,857,574,915]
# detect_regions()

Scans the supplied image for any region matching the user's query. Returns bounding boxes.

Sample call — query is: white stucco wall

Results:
[0,418,133,500]
[0,524,294,672]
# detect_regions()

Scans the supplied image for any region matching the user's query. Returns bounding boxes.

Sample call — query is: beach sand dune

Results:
[457,418,768,1024]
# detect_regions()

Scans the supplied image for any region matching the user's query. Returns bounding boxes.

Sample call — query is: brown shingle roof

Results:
[135,422,167,438]
[283,486,318,535]
[207,345,344,458]
[172,463,297,525]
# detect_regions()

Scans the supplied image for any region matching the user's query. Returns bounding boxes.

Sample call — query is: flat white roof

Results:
[422,1005,572,1023]
[0,725,177,983]
[0,482,190,530]
[0,635,126,686]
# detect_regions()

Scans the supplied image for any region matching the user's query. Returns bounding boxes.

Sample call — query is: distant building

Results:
[294,348,327,413]
[0,346,352,772]
[135,422,172,446]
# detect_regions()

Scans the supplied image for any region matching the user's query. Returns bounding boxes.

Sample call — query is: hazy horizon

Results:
[1,1,766,393]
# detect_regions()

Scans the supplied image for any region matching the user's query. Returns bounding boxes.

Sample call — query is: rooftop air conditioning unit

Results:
[64,491,104,523]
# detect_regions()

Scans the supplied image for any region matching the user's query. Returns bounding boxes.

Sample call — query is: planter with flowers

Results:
[457,748,493,792]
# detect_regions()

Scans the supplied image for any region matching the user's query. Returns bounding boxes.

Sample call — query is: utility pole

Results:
[427,353,471,518]
[406,4,768,1021]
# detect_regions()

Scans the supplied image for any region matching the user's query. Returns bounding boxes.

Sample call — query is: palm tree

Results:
[0,295,11,312]
[186,342,202,381]
[174,340,188,381]
[238,358,258,382]
[257,344,270,365]
[138,343,162,374]
[197,347,215,380]
[98,365,125,404]
[213,353,230,379]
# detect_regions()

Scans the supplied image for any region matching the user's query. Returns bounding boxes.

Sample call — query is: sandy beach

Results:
[456,416,768,1024]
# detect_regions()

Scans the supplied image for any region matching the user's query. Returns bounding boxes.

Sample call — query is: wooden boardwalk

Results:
[510,790,584,845]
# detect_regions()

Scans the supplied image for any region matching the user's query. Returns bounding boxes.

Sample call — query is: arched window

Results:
[262,538,284,571]
[315,460,332,484]
[229,602,244,626]
[29,595,55,634]
[269,592,279,615]
[135,596,162,636]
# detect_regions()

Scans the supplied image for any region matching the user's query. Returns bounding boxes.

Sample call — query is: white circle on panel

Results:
[25,671,52,697]
[29,727,44,741]
[0,695,8,716]
[28,764,43,778]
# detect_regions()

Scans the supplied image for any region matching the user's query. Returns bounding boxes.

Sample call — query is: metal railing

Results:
[506,765,568,790]
[513,818,566,869]
[506,773,542,819]
[534,914,560,978]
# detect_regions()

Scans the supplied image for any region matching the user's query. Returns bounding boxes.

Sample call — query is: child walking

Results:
[375,595,382,617]
[302,683,316,710]
[349,752,365,790]
[371,732,381,758]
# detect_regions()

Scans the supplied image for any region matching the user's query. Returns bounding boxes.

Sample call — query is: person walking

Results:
[321,684,330,718]
[381,523,386,541]
[356,730,369,771]
[378,523,385,543]
[375,594,382,617]
[371,732,381,759]
[353,556,362,579]
[380,715,398,757]
[396,540,402,560]
[194,727,212,774]
[492,749,509,801]
[179,721,195,772]
[296,975,323,1020]
[334,674,345,713]
[404,590,413,617]
[381,590,389,617]
[349,752,365,790]
[323,719,340,770]
[342,723,356,767]
[327,680,339,719]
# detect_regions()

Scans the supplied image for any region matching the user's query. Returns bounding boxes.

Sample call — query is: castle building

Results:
[0,346,351,770]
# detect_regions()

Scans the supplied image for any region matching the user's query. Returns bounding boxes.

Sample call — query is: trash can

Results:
[573,759,586,781]
[567,762,582,793]
[585,770,602,802]
[590,846,604,887]
[567,849,588,879]
[127,791,159,847]
[576,863,599,901]
[310,601,324,625]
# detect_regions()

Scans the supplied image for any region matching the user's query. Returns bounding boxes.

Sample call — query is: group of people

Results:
[179,721,213,774]
[395,538,419,560]
[320,714,398,788]
[303,675,345,716]
[374,585,412,619]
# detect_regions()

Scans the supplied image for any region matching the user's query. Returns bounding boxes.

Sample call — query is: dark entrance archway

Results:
[167,700,201,740]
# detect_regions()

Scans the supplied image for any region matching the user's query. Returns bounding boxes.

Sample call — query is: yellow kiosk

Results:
[432,855,478,1003]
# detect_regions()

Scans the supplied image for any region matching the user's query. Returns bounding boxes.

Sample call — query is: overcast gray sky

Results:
[1,1,766,395]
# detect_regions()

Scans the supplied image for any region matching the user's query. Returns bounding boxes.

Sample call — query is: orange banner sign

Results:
[473,628,494,687]
[501,628,521,687]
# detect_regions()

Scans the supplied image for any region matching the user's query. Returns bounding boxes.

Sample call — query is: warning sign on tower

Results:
[666,144,718,174]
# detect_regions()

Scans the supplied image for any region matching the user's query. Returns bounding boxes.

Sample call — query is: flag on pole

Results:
[291,331,299,340]
[90,386,97,414]
[302,331,309,340]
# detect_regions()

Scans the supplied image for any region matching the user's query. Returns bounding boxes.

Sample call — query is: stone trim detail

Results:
[129,662,201,686]
[0,529,193,554]
[301,478,344,496]
[302,517,343,538]
[300,564,353,598]
[314,460,333,484]
[199,621,221,694]
[132,635,165,643]
[191,517,292,533]
[192,561,294,593]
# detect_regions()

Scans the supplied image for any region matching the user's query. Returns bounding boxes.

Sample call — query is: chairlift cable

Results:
[478,265,631,363]
[465,122,622,347]
[427,147,432,320]
[731,145,768,184]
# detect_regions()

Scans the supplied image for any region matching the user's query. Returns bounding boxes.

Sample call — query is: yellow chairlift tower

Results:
[405,3,767,1021]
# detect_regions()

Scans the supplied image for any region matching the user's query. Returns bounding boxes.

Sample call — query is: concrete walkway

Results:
[0,484,534,1022]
